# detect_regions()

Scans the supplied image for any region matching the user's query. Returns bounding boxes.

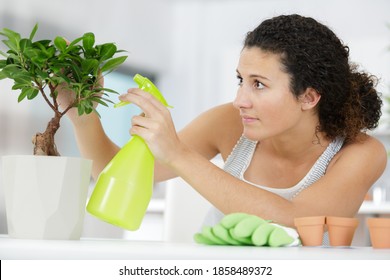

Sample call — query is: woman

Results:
[60,14,386,229]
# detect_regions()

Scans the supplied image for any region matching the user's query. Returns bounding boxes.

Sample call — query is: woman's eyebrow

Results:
[236,69,270,80]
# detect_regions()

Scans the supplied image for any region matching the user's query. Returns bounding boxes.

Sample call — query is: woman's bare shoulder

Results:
[203,103,243,156]
[334,134,387,177]
[179,103,243,159]
[202,102,241,119]
[293,134,387,218]
[342,134,386,157]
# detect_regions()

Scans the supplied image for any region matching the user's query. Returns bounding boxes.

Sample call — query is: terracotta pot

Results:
[367,218,390,249]
[294,216,325,246]
[326,216,359,246]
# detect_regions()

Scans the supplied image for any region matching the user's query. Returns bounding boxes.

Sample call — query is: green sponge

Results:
[194,213,300,247]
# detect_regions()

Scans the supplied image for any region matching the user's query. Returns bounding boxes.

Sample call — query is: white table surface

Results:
[1,235,389,260]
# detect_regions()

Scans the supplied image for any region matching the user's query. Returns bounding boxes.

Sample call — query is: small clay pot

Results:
[326,216,359,247]
[294,216,325,246]
[367,218,390,249]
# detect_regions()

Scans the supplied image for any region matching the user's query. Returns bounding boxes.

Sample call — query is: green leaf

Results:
[99,43,117,61]
[0,28,19,39]
[83,32,95,50]
[90,95,113,106]
[2,39,18,52]
[0,70,7,80]
[32,40,51,49]
[64,45,82,56]
[84,106,93,114]
[31,51,47,67]
[17,89,28,102]
[100,55,127,73]
[77,104,85,115]
[69,64,82,82]
[1,64,22,77]
[84,47,97,58]
[50,73,71,84]
[0,28,21,50]
[81,58,99,74]
[12,83,27,90]
[95,87,119,94]
[26,87,39,100]
[46,46,56,58]
[54,36,67,52]
[19,38,32,51]
[68,36,83,48]
[92,108,101,118]
[29,23,39,40]
[6,53,19,64]
[14,73,33,84]
[0,49,8,58]
[23,48,38,59]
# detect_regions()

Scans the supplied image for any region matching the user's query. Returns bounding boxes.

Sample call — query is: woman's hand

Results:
[56,82,77,115]
[119,88,186,166]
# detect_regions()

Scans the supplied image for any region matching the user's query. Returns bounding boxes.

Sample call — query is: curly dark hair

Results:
[244,14,382,143]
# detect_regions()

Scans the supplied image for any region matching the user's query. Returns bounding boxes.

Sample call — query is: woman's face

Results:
[233,47,305,141]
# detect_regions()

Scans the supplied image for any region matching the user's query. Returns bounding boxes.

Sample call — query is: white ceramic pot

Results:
[2,155,92,240]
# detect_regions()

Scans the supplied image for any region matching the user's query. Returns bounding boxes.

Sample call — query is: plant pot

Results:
[367,218,390,249]
[2,155,92,240]
[326,216,358,246]
[294,216,325,246]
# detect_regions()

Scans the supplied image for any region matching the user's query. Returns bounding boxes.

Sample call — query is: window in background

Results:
[99,71,141,147]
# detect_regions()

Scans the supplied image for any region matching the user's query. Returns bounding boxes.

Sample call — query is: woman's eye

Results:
[236,76,243,86]
[255,80,265,89]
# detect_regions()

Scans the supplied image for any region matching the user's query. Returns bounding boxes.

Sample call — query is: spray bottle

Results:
[86,74,170,231]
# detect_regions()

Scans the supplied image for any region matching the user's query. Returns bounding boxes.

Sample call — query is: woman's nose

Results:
[233,87,252,109]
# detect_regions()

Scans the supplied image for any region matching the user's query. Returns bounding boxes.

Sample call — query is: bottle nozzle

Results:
[133,73,145,85]
[114,74,172,108]
[114,101,130,108]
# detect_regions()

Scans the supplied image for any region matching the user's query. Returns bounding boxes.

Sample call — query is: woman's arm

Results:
[168,134,386,227]
[61,84,240,181]
[57,81,120,180]
[68,112,120,180]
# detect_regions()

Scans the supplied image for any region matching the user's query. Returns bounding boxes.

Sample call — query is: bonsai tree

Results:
[0,24,127,156]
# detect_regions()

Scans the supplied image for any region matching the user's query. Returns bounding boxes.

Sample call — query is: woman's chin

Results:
[242,130,261,141]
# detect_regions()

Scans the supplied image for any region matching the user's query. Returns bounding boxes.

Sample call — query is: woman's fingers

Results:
[119,88,167,117]
[131,114,157,130]
[120,87,183,165]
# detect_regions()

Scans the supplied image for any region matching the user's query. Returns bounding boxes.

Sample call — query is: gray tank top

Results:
[203,135,344,245]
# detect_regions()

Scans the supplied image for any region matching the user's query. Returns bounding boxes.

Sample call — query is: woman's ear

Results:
[299,88,321,110]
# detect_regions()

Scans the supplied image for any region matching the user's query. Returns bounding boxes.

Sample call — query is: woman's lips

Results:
[241,115,259,123]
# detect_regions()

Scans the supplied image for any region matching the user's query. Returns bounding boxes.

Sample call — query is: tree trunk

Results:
[32,115,61,156]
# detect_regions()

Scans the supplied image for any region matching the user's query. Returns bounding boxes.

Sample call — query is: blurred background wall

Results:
[0,0,389,241]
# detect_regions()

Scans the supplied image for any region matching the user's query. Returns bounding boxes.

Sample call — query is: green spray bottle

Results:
[86,74,170,231]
